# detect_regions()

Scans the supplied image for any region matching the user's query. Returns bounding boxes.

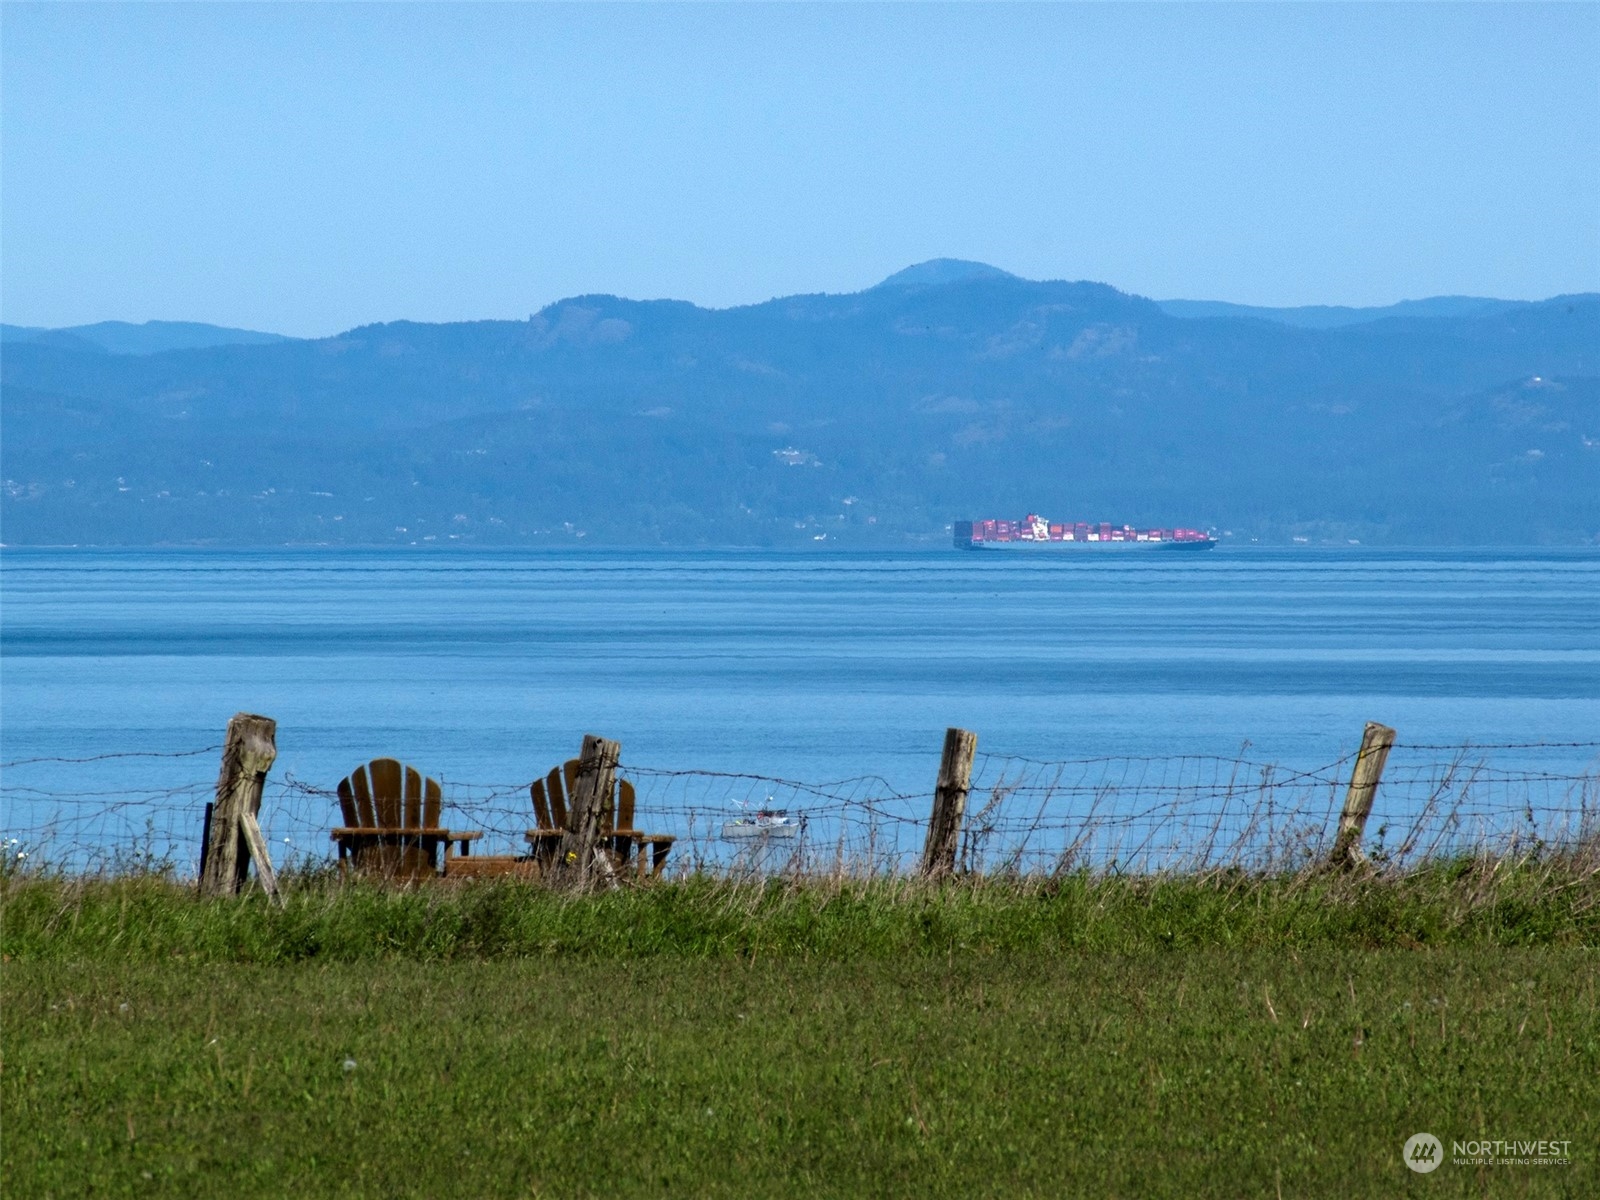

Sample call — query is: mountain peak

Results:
[872,259,1020,290]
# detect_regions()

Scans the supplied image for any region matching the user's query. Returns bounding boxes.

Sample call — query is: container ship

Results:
[955,514,1217,551]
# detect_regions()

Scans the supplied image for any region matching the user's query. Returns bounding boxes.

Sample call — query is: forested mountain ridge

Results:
[3,266,1596,546]
[1,320,292,355]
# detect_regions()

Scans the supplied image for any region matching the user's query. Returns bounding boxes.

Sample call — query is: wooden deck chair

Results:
[527,758,675,878]
[525,763,569,867]
[332,758,481,881]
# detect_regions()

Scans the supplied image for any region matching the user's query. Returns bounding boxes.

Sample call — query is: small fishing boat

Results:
[721,809,804,840]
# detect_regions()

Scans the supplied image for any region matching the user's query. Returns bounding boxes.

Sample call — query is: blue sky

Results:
[3,2,1596,337]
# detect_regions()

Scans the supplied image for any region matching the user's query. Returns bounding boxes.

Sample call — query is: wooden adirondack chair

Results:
[332,758,481,880]
[527,758,674,878]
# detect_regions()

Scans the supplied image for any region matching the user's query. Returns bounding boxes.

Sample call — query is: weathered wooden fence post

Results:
[1329,721,1396,869]
[921,727,978,878]
[556,734,620,886]
[198,712,281,902]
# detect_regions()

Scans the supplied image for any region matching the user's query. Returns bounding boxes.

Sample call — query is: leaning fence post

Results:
[921,727,978,878]
[556,734,620,887]
[199,712,281,902]
[1329,721,1396,869]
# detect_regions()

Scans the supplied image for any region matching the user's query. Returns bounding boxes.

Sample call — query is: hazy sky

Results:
[3,2,1596,336]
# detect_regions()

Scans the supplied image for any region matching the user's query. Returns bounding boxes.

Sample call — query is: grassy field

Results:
[3,865,1596,1197]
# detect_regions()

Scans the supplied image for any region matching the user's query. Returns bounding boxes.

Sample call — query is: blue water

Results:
[2,547,1597,858]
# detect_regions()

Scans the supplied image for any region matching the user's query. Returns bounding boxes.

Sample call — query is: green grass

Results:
[4,857,1597,964]
[3,864,1596,1197]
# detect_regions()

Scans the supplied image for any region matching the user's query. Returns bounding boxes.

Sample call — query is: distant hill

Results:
[1156,296,1528,329]
[873,259,1021,290]
[0,320,294,355]
[2,265,1596,546]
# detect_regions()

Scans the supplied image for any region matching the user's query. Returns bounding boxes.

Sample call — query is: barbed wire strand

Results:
[3,740,1596,879]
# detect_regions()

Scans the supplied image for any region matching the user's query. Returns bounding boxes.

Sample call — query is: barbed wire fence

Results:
[3,733,1598,882]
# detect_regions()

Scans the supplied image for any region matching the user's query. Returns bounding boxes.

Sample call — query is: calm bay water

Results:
[2,547,1597,839]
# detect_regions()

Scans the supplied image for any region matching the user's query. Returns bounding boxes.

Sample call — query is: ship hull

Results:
[960,538,1216,551]
[955,516,1217,551]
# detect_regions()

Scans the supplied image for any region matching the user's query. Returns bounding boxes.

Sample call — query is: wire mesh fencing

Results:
[3,736,1597,880]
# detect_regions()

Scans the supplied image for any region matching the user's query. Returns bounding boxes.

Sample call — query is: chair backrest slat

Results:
[336,778,359,827]
[546,765,567,828]
[403,765,424,829]
[369,758,403,828]
[530,777,553,828]
[423,776,442,830]
[351,766,377,828]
